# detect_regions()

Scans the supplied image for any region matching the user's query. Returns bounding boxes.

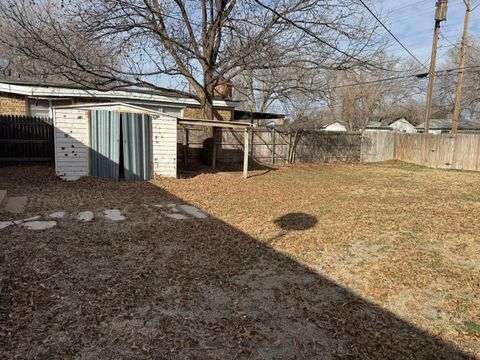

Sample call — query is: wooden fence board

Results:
[390,133,480,171]
[0,115,54,162]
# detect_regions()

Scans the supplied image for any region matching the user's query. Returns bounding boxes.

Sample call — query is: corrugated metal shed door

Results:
[90,110,121,181]
[121,113,152,181]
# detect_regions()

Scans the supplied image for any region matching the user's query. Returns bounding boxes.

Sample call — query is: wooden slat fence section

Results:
[0,115,54,162]
[395,133,480,171]
[176,127,480,172]
[360,132,395,162]
[295,131,362,163]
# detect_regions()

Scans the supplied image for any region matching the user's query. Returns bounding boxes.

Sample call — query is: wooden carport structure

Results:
[177,118,253,178]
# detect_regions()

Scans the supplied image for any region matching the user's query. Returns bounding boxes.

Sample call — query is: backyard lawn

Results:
[0,161,479,359]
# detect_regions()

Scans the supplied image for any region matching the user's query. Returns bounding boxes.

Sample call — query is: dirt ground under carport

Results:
[0,162,479,359]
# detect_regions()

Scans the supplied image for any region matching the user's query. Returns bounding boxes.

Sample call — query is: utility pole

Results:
[425,0,448,133]
[451,0,471,134]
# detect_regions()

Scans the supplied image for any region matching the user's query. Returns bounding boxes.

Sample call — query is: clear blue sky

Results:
[376,0,479,67]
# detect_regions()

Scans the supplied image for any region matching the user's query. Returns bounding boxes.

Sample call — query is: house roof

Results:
[0,77,238,108]
[386,117,409,125]
[416,119,480,130]
[366,121,392,129]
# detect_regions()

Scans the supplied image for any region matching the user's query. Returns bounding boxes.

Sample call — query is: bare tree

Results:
[0,0,381,120]
[432,39,480,121]
[319,53,425,131]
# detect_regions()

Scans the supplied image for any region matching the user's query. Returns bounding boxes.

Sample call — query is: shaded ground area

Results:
[0,162,479,359]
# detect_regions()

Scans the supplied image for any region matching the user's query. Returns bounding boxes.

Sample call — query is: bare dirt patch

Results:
[0,162,479,359]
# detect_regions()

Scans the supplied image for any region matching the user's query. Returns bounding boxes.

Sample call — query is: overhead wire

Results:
[358,0,429,71]
[328,65,480,90]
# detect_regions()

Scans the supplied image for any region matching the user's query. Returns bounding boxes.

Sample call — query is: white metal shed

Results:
[52,103,177,181]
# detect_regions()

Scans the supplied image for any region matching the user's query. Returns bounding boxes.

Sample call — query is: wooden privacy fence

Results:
[0,115,54,162]
[395,133,480,171]
[177,128,480,172]
[177,128,366,165]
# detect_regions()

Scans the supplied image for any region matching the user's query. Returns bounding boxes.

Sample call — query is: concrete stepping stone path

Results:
[0,203,209,232]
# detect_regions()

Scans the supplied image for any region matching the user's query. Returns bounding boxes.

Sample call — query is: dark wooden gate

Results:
[0,115,54,162]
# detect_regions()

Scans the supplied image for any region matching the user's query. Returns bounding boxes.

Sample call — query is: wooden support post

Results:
[243,128,249,179]
[183,127,189,167]
[212,127,217,170]
[272,124,276,165]
[425,0,448,133]
[451,0,471,134]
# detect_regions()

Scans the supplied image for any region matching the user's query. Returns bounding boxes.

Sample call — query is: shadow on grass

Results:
[178,159,276,179]
[274,213,318,231]
[0,166,470,359]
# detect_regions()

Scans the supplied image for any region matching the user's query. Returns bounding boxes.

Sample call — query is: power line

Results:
[252,0,408,73]
[357,0,429,71]
[329,65,480,90]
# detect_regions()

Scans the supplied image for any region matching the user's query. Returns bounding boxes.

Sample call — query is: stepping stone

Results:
[0,221,14,230]
[104,209,125,221]
[21,221,57,230]
[167,204,180,212]
[179,205,208,219]
[14,215,42,225]
[78,211,94,222]
[3,196,28,214]
[48,211,65,219]
[166,213,189,220]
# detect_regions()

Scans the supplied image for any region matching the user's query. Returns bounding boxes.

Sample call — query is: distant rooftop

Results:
[416,119,480,130]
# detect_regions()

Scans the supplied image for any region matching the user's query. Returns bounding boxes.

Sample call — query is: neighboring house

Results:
[416,119,480,134]
[0,78,238,120]
[365,121,392,132]
[386,117,417,133]
[322,122,346,132]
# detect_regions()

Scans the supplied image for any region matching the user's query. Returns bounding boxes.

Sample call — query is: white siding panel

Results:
[54,109,89,181]
[152,115,177,178]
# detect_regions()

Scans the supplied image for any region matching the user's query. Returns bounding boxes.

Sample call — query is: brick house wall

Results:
[183,106,233,121]
[0,92,27,116]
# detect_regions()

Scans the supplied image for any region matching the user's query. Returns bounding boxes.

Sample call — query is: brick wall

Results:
[0,92,27,116]
[183,106,233,121]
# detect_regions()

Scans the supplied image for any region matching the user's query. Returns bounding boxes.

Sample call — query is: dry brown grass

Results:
[158,161,480,357]
[0,161,479,359]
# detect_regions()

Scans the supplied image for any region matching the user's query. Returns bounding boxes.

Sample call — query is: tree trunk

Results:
[199,93,214,137]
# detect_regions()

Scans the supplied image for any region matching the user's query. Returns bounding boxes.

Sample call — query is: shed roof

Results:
[53,102,178,118]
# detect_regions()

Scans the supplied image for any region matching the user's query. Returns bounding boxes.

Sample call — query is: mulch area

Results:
[0,162,478,359]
